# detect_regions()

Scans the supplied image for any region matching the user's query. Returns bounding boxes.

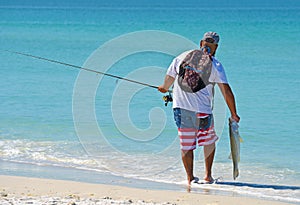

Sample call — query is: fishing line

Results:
[4,50,165,90]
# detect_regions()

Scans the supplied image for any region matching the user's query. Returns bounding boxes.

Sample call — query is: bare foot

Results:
[203,176,214,184]
[187,176,199,192]
[189,176,199,184]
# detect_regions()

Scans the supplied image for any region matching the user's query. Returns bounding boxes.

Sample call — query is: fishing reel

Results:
[163,92,173,106]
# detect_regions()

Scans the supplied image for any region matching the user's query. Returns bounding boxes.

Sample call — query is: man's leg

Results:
[175,108,198,185]
[203,142,215,182]
[181,150,194,185]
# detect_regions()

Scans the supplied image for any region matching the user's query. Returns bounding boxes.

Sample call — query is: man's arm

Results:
[158,75,175,93]
[217,83,240,122]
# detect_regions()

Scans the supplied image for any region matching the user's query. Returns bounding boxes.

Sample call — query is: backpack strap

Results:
[211,82,216,111]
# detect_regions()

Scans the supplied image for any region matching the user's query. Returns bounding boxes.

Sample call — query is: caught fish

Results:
[229,118,243,180]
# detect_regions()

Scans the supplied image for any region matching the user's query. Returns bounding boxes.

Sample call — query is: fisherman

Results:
[158,31,240,185]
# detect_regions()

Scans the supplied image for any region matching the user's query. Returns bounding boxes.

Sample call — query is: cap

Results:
[202,31,220,44]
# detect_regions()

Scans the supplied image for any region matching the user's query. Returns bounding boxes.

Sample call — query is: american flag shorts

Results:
[173,108,218,151]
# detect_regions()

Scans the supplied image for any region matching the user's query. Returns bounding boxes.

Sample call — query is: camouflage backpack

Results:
[178,49,213,93]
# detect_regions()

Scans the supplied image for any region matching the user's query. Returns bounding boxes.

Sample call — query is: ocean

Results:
[0,0,299,203]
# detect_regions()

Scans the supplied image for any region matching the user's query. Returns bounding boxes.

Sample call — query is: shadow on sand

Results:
[217,181,300,190]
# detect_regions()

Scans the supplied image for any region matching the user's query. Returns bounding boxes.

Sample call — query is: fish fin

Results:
[228,153,232,160]
[239,136,243,143]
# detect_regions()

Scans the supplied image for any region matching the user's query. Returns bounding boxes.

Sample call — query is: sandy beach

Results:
[0,175,294,205]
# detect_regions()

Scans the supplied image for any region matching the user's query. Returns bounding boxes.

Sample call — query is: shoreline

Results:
[0,175,294,205]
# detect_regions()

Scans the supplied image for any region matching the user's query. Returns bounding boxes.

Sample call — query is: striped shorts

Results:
[173,108,218,151]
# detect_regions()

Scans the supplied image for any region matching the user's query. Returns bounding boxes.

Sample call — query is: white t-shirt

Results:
[166,50,228,114]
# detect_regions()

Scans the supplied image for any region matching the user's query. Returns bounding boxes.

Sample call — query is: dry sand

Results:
[0,175,293,205]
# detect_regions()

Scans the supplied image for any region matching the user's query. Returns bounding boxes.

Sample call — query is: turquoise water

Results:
[1,1,300,203]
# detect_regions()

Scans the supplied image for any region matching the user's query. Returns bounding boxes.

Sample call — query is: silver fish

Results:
[229,118,243,180]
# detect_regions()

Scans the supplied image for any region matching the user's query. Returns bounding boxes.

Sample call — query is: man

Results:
[158,31,240,185]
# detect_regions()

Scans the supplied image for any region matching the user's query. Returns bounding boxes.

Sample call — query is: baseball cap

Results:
[202,31,220,44]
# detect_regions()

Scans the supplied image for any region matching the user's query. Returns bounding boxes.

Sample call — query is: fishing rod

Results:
[4,50,173,106]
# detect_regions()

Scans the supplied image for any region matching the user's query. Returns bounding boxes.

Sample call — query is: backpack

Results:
[178,49,212,93]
